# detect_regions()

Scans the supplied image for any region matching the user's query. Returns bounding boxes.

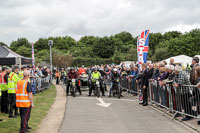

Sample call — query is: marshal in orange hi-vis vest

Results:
[15,80,31,107]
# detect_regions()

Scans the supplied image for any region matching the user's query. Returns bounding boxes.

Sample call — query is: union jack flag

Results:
[137,30,149,65]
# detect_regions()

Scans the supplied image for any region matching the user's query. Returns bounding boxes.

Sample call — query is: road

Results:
[59,84,192,133]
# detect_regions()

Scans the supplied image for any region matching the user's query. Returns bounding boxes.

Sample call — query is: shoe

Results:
[26,129,31,132]
[0,119,3,121]
[108,95,111,97]
[102,94,105,96]
[120,95,123,97]
[182,116,192,121]
[88,95,91,96]
[9,115,17,118]
[133,94,137,96]
[139,102,144,105]
[27,126,32,129]
[15,112,20,115]
[174,113,181,117]
[197,120,200,125]
[142,104,148,106]
[80,93,82,95]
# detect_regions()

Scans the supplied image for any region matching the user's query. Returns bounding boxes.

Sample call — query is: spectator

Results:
[130,66,139,95]
[193,66,200,125]
[170,58,175,66]
[42,67,48,77]
[137,64,151,106]
[151,63,160,103]
[174,66,193,121]
[158,67,168,106]
[78,65,86,76]
[55,70,60,85]
[148,64,154,78]
[190,57,199,85]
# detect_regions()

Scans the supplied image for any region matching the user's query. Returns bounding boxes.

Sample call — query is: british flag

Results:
[137,30,149,65]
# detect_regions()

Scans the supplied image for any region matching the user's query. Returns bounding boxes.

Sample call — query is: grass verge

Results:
[0,84,56,133]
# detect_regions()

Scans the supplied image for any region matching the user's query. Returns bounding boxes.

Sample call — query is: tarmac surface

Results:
[59,84,193,133]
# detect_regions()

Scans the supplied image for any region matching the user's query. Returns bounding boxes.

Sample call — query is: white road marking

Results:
[96,97,112,108]
[75,96,137,102]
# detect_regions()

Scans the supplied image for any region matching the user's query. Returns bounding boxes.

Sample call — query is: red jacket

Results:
[78,68,86,75]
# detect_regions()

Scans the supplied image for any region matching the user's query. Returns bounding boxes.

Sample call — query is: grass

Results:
[0,85,56,133]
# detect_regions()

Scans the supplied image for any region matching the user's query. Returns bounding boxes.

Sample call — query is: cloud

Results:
[0,0,200,45]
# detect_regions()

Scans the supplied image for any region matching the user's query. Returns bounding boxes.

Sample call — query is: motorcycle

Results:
[70,79,77,97]
[112,78,121,99]
[93,79,101,98]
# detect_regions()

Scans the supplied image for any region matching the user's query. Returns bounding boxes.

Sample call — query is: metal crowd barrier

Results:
[34,76,51,93]
[119,75,139,95]
[149,80,200,119]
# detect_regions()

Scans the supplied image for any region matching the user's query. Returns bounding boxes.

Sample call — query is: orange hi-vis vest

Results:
[15,80,31,107]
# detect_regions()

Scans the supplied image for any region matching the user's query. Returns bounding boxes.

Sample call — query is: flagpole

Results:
[32,42,36,94]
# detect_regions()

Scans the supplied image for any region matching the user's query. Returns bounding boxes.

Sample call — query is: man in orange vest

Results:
[16,70,34,133]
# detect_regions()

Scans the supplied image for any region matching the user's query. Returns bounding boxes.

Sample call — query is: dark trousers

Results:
[20,107,31,133]
[181,92,194,116]
[56,77,59,84]
[89,82,105,95]
[66,80,82,94]
[142,87,148,104]
[1,91,8,113]
[8,93,18,116]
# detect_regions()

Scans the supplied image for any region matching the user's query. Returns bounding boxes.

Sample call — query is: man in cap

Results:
[8,66,21,118]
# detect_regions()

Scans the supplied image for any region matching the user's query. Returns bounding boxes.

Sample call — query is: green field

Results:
[0,85,56,133]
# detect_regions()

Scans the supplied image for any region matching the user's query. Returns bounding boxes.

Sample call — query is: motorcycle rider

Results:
[66,68,82,96]
[109,68,122,97]
[88,68,105,96]
[98,68,107,91]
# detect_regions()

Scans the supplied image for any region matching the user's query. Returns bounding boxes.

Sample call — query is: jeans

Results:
[109,82,113,95]
[132,78,137,93]
[109,82,121,96]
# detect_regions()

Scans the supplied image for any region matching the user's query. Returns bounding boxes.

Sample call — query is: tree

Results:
[152,47,170,62]
[52,49,73,67]
[10,38,31,52]
[148,33,163,57]
[15,46,32,57]
[93,37,116,58]
[0,42,8,47]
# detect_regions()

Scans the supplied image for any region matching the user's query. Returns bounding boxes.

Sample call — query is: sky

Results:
[0,0,200,45]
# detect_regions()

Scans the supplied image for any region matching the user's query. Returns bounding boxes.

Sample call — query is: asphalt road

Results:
[59,83,192,133]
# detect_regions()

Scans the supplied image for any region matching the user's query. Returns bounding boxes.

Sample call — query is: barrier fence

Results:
[34,76,51,93]
[149,80,200,119]
[105,74,200,120]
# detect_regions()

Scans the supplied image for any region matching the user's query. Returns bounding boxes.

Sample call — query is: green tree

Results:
[0,42,8,47]
[10,38,31,52]
[93,37,116,58]
[16,46,31,57]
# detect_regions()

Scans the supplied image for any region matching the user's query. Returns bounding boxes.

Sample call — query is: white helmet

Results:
[113,68,117,72]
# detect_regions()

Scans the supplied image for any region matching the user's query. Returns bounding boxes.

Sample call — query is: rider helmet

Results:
[113,68,117,72]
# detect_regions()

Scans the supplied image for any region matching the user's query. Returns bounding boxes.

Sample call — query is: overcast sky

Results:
[0,0,200,45]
